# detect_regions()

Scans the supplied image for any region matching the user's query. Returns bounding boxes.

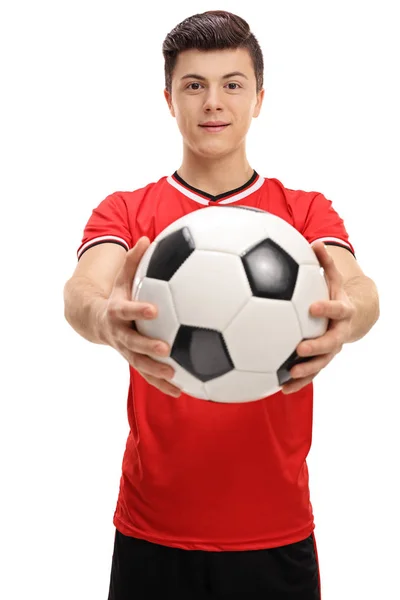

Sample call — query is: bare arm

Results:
[63,277,111,344]
[282,243,380,394]
[63,243,126,344]
[63,239,181,397]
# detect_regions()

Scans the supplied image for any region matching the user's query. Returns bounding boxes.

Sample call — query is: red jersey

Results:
[78,171,354,551]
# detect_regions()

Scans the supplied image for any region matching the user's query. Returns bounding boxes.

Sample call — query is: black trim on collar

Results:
[172,170,258,202]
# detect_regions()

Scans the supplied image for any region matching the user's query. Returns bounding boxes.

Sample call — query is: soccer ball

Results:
[132,206,329,403]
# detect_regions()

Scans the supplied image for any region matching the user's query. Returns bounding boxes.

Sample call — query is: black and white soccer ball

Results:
[132,206,329,403]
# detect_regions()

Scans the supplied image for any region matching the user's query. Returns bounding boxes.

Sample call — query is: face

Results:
[164,48,264,158]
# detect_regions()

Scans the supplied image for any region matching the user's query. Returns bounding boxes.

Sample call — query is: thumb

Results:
[113,236,151,296]
[315,243,343,298]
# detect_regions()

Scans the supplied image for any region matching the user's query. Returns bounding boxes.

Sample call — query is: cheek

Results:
[231,101,255,125]
[174,112,188,134]
[233,112,253,133]
[175,106,195,132]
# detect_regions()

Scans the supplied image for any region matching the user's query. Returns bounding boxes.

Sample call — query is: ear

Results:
[253,88,265,118]
[164,89,175,117]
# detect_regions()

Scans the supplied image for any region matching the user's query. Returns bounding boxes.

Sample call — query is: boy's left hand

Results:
[281,242,356,394]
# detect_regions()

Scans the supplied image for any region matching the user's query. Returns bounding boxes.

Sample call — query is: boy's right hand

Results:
[99,237,182,397]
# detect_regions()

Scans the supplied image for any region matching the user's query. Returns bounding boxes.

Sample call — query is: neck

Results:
[177,146,254,196]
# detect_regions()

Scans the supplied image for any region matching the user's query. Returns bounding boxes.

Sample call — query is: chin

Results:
[195,143,234,159]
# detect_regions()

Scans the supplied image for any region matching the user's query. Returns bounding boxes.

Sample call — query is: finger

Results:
[311,242,334,271]
[132,353,175,380]
[290,352,335,379]
[312,242,343,292]
[123,327,170,357]
[140,372,182,397]
[113,237,151,294]
[281,374,315,394]
[108,298,159,322]
[309,299,353,320]
[297,328,343,357]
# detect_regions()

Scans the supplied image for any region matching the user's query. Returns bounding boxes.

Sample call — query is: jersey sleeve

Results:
[299,192,355,256]
[77,193,133,260]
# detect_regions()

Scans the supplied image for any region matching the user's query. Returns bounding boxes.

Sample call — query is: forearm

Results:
[344,275,380,343]
[63,276,109,345]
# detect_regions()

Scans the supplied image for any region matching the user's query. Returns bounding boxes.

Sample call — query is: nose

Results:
[203,86,224,112]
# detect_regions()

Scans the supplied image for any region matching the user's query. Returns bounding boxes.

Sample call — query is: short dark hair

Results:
[162,10,264,94]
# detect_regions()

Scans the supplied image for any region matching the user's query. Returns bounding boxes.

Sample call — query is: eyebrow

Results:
[180,71,248,81]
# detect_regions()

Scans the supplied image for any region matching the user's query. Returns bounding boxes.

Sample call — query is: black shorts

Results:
[107,529,321,599]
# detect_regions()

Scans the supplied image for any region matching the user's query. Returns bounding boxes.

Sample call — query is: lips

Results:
[199,123,230,133]
[200,122,230,127]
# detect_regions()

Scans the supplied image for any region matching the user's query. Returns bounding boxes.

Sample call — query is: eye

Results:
[186,82,203,90]
[185,82,242,91]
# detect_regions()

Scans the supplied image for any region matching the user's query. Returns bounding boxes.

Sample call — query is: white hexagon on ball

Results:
[176,205,272,255]
[205,369,280,403]
[169,250,252,331]
[168,361,209,400]
[223,297,302,372]
[134,277,179,345]
[291,264,329,339]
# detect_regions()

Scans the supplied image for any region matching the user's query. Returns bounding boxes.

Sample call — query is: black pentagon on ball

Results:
[277,349,314,386]
[241,238,299,300]
[146,227,196,281]
[171,325,234,382]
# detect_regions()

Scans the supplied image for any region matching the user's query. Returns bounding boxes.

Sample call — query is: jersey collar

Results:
[167,170,265,206]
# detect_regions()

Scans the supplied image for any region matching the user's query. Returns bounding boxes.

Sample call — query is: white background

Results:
[1,1,398,598]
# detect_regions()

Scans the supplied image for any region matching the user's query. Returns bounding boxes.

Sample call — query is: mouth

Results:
[199,124,230,132]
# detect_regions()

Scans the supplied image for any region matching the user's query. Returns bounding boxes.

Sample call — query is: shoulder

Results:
[110,175,169,206]
[261,176,326,228]
[266,176,322,204]
[261,176,353,250]
[77,176,170,257]
[264,175,341,219]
